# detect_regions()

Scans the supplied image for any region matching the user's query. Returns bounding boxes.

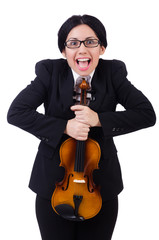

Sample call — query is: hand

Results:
[71,105,101,127]
[65,118,90,141]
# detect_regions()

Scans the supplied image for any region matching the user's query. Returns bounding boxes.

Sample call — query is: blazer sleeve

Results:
[7,60,67,149]
[98,60,156,137]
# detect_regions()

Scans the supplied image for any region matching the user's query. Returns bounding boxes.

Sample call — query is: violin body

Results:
[51,137,102,221]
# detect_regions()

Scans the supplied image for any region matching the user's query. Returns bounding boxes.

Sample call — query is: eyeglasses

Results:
[64,39,101,49]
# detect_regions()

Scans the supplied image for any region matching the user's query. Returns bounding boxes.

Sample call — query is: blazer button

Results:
[112,128,116,132]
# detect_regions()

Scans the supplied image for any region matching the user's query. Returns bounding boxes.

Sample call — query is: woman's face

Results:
[62,24,105,76]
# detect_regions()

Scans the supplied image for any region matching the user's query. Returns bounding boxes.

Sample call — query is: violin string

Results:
[74,79,89,202]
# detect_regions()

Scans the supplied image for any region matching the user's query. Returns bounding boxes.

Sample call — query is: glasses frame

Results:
[64,39,101,49]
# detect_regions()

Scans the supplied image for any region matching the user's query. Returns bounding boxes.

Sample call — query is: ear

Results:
[99,46,106,55]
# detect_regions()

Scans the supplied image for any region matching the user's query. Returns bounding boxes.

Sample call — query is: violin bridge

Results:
[73,179,86,183]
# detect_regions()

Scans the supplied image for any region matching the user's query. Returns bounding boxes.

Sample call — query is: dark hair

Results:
[58,15,107,52]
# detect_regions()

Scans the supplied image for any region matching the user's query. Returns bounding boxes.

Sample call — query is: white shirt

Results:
[71,69,95,87]
[71,69,95,105]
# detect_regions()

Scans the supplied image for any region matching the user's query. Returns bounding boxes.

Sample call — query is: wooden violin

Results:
[51,79,102,221]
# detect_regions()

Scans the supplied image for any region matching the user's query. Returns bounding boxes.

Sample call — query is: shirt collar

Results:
[71,69,95,86]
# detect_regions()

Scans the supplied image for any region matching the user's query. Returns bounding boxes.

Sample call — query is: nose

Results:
[78,42,87,54]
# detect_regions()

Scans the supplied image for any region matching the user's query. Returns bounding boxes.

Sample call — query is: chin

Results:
[75,67,93,76]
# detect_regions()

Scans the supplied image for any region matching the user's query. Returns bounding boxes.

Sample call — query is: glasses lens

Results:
[66,40,80,48]
[84,39,99,47]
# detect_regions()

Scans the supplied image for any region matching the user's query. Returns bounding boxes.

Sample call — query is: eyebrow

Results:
[67,36,97,41]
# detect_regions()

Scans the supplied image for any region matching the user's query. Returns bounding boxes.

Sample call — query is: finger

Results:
[76,119,90,127]
[77,118,90,127]
[77,129,89,137]
[75,111,84,119]
[75,117,87,124]
[71,105,85,111]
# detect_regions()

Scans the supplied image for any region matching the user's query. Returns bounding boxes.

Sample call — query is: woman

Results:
[7,15,156,240]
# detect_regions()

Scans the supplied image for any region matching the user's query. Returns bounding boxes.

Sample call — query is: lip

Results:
[75,57,91,71]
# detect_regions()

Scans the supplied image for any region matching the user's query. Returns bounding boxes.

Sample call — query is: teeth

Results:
[77,58,89,62]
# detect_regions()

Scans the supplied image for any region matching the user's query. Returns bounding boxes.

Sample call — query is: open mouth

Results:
[76,58,91,71]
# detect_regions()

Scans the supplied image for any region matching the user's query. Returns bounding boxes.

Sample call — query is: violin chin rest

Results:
[55,204,85,221]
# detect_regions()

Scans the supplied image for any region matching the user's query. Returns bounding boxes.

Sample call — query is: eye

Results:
[67,40,79,48]
[71,41,78,46]
[86,40,94,44]
[84,39,99,48]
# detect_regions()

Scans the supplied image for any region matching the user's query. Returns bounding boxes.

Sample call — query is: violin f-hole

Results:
[62,174,73,191]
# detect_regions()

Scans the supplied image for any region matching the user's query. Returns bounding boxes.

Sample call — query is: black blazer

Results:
[7,59,156,201]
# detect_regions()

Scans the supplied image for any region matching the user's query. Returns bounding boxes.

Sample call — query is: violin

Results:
[51,78,102,221]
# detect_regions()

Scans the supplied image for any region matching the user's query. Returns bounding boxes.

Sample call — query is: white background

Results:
[1,0,158,239]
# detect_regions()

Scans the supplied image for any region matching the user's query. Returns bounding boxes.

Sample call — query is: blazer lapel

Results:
[89,59,110,111]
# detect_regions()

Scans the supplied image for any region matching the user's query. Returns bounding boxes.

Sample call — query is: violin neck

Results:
[74,141,85,172]
[74,79,89,172]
